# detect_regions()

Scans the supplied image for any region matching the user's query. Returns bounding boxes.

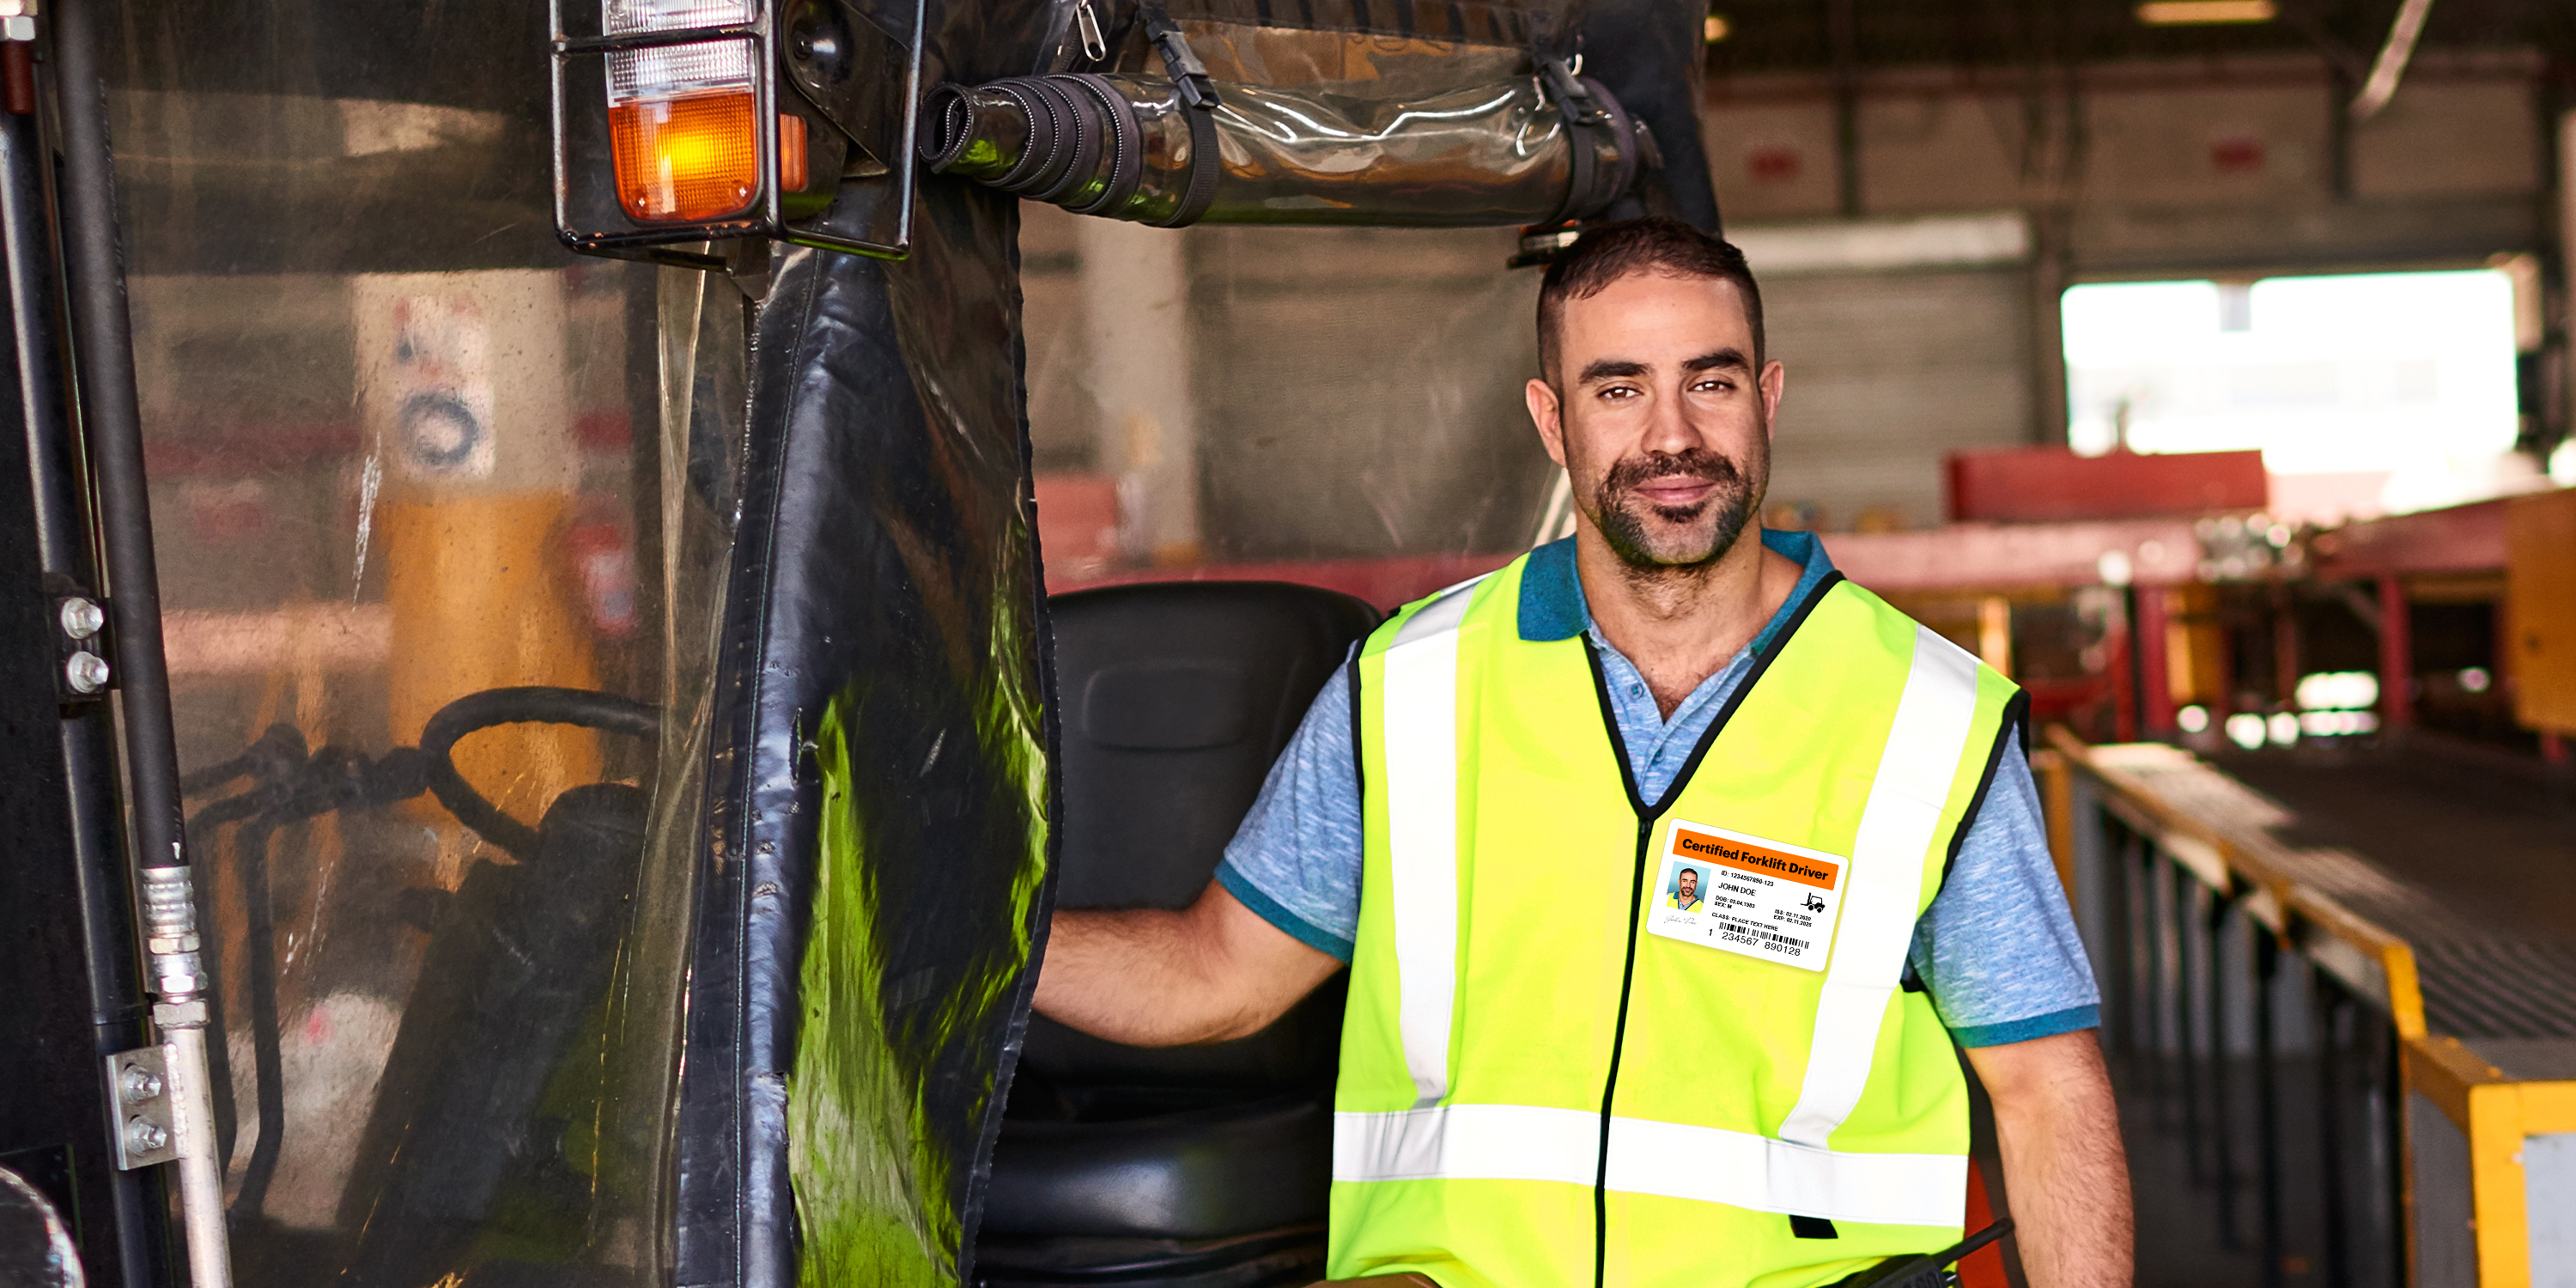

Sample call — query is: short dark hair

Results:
[1536,218,1765,383]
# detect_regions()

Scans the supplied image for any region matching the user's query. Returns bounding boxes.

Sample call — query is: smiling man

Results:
[1033,219,2131,1288]
[1668,867,1703,911]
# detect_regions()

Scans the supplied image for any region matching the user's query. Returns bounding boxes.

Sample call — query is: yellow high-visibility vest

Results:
[1328,551,2022,1288]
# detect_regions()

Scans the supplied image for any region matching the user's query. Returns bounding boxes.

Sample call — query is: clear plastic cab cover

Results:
[104,0,743,1279]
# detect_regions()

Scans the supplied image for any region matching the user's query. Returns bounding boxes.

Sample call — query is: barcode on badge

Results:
[1721,919,1807,952]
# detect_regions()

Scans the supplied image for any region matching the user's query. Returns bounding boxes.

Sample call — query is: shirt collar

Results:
[1516,528,1836,645]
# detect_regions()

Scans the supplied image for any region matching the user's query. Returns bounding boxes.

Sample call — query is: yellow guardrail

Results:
[2038,728,2576,1288]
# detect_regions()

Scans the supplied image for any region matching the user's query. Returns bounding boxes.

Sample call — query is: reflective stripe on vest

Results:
[1777,626,1980,1149]
[1332,1103,1966,1229]
[1380,578,1481,1108]
[1351,602,1983,1227]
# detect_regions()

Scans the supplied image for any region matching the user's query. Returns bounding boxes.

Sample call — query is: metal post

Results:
[2105,818,2137,1057]
[1827,0,1861,217]
[2208,895,2241,1248]
[47,0,231,1282]
[2272,582,2300,712]
[2314,977,2353,1288]
[0,51,167,1288]
[2138,843,2167,1104]
[2378,575,2413,733]
[2255,930,2284,1288]
[2382,1012,2409,1284]
[2174,862,2206,1160]
[2138,586,2178,738]
[1079,218,1202,567]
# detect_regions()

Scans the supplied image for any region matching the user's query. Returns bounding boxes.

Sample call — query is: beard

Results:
[1585,440,1765,572]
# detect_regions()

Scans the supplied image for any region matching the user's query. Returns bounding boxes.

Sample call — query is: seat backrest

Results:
[1024,580,1378,1096]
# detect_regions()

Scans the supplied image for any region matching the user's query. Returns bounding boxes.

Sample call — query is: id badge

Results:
[1644,818,1844,972]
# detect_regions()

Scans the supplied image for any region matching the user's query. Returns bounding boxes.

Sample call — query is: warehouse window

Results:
[2061,270,2523,522]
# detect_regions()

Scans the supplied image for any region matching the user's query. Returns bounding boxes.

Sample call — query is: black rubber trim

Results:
[1157,100,1223,228]
[991,82,1062,191]
[917,82,976,169]
[1027,77,1105,204]
[1065,73,1145,216]
[1593,814,1653,1288]
[1791,1215,1839,1240]
[1576,569,1846,1288]
[1346,653,1364,836]
[1937,687,2031,895]
[1013,78,1091,197]
[1596,569,1847,820]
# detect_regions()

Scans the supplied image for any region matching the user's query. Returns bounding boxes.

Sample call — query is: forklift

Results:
[0,0,1814,1282]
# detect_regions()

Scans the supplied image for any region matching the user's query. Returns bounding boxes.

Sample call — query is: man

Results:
[1035,219,2131,1288]
[1668,867,1702,911]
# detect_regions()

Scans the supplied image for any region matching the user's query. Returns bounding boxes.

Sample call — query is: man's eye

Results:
[1692,377,1732,393]
[1600,386,1640,401]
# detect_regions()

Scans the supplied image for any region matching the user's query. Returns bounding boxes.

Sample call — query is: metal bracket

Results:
[1139,3,1218,111]
[104,1047,178,1170]
[43,575,109,703]
[1538,55,1605,126]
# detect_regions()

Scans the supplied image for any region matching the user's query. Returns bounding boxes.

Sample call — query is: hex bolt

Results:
[124,1117,167,1155]
[64,650,109,694]
[58,597,102,639]
[119,1065,163,1103]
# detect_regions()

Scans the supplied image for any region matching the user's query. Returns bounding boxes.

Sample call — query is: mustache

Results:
[1601,448,1744,502]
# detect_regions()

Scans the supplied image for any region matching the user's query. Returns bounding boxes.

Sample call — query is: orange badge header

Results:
[1671,828,1840,890]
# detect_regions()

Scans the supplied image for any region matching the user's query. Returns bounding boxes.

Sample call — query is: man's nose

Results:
[1641,378,1702,454]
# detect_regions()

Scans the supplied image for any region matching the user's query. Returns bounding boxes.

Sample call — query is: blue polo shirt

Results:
[1214,530,2099,1048]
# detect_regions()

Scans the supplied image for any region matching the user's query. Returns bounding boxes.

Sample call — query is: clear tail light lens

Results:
[603,0,805,222]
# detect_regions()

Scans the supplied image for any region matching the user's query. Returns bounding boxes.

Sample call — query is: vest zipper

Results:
[1575,572,1846,1285]
[1593,817,1656,1288]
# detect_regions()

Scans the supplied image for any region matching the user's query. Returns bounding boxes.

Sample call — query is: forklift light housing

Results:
[550,0,920,265]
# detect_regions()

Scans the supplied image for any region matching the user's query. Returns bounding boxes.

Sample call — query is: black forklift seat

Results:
[976,580,1378,1287]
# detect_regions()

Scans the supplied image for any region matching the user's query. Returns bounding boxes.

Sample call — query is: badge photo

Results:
[1646,819,1845,972]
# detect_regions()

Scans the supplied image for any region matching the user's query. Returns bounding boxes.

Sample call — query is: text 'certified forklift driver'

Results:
[1034,219,2133,1288]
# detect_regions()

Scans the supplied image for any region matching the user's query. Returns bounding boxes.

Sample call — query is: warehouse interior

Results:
[999,3,2576,1285]
[47,0,2574,1285]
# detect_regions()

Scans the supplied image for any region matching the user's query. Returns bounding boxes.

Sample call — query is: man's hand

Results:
[1965,1030,2133,1288]
[1035,878,1344,1047]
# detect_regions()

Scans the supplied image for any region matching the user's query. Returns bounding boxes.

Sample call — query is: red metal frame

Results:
[1945,447,2266,525]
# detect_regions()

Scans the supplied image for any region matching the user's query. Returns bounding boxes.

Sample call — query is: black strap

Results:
[1161,101,1222,227]
[1139,1,1220,108]
[1138,3,1222,227]
[1540,55,1595,225]
[1829,1218,2015,1288]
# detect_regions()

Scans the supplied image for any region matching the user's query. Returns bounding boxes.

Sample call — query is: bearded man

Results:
[1031,218,2131,1288]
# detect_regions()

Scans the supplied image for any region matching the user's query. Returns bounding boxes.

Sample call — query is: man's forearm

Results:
[1036,906,1245,1045]
[1034,881,1344,1048]
[1973,1031,2134,1288]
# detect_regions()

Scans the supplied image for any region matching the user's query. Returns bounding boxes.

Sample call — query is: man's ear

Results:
[1758,359,1786,441]
[1527,376,1567,467]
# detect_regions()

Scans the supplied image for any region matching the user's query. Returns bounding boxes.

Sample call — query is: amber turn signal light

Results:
[608,92,808,222]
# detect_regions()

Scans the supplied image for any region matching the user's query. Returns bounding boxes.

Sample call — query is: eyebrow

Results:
[1684,349,1753,374]
[1575,358,1647,385]
[1575,349,1753,386]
